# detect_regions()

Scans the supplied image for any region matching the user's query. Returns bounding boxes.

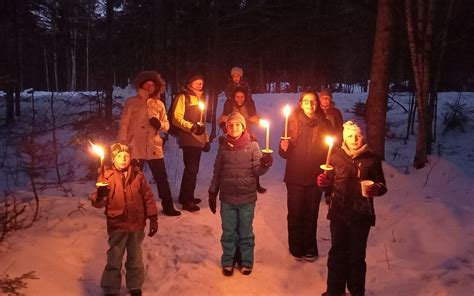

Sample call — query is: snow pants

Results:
[286,183,321,258]
[138,158,175,211]
[326,217,371,296]
[220,202,256,268]
[178,146,202,205]
[101,231,145,294]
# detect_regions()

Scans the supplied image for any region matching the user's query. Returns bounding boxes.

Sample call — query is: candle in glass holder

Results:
[320,136,334,171]
[282,104,291,139]
[198,101,205,124]
[259,119,272,153]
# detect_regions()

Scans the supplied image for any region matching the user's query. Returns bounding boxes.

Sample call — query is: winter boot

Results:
[129,289,142,296]
[240,266,252,275]
[182,201,200,212]
[222,266,234,277]
[193,198,202,204]
[163,204,181,216]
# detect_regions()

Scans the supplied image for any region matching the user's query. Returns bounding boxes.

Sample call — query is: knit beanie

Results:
[226,111,247,130]
[187,74,205,85]
[110,142,131,159]
[320,88,332,99]
[343,120,363,142]
[231,66,243,76]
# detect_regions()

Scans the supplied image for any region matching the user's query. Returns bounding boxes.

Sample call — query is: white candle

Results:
[198,101,205,124]
[89,141,105,180]
[324,136,334,165]
[283,104,291,138]
[259,119,270,151]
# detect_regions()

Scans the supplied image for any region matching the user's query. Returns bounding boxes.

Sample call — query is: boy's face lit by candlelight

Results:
[226,122,244,138]
[113,151,131,170]
[345,133,364,150]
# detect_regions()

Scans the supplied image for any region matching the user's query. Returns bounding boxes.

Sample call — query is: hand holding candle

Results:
[282,104,291,139]
[259,119,273,153]
[198,101,205,124]
[320,136,334,171]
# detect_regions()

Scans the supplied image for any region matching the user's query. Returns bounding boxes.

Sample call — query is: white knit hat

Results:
[230,66,243,76]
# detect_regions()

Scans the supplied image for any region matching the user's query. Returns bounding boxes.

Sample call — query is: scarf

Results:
[342,143,369,159]
[225,131,251,150]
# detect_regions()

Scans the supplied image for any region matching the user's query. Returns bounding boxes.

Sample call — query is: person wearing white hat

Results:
[224,66,253,103]
[317,120,387,296]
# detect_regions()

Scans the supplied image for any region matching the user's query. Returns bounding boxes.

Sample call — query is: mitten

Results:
[191,123,206,135]
[219,121,227,134]
[260,153,273,167]
[148,215,158,237]
[208,191,217,214]
[96,185,108,202]
[365,182,385,197]
[202,142,211,152]
[317,173,331,189]
[149,117,161,130]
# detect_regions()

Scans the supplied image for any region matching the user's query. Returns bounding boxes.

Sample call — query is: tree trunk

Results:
[104,0,115,119]
[69,5,78,91]
[405,0,435,169]
[43,45,50,91]
[365,0,395,160]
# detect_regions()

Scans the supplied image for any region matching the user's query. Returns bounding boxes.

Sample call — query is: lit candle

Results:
[259,119,271,152]
[89,141,105,180]
[198,101,205,124]
[325,136,334,165]
[283,104,291,138]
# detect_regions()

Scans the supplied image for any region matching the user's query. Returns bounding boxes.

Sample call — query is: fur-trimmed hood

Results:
[134,70,166,95]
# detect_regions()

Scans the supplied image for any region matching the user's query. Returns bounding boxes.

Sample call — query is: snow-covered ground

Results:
[1,89,473,296]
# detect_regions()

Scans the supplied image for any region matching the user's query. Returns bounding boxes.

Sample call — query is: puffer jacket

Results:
[209,136,269,205]
[171,89,208,148]
[327,147,387,226]
[90,165,158,233]
[279,108,333,186]
[118,88,169,159]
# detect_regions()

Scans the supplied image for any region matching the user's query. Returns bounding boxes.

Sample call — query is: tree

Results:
[365,0,395,160]
[405,0,435,169]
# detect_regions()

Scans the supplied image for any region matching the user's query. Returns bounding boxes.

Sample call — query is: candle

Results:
[283,104,291,138]
[89,141,105,180]
[324,136,334,165]
[198,101,205,124]
[259,119,271,152]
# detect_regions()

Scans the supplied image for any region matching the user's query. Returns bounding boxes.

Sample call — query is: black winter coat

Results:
[327,147,387,226]
[279,108,333,186]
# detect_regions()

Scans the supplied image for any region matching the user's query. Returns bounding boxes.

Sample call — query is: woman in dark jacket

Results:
[318,120,387,296]
[279,91,333,261]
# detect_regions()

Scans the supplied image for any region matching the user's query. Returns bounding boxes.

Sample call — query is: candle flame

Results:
[325,136,334,146]
[283,104,291,117]
[198,101,205,111]
[89,140,105,159]
[259,119,269,128]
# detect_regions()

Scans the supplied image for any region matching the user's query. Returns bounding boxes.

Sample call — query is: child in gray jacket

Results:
[208,112,272,276]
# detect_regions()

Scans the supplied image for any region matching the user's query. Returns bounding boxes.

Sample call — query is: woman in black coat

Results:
[279,91,333,261]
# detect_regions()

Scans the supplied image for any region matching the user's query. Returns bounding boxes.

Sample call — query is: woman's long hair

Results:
[288,91,326,142]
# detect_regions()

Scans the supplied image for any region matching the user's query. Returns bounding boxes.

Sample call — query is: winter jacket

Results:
[224,78,252,101]
[209,135,269,205]
[118,89,170,159]
[279,108,334,186]
[327,147,387,226]
[323,106,344,145]
[90,165,158,233]
[171,89,208,148]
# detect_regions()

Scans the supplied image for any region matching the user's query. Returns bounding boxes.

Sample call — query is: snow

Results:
[1,90,474,296]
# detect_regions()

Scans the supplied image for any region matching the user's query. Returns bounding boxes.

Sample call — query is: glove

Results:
[280,139,289,152]
[202,142,211,152]
[96,185,108,202]
[191,123,206,135]
[219,121,227,134]
[365,183,384,197]
[317,173,331,189]
[260,153,273,167]
[148,215,158,237]
[149,117,161,130]
[208,191,217,214]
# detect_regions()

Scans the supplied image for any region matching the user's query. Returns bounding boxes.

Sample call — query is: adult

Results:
[218,87,266,193]
[118,70,181,216]
[319,88,343,145]
[318,121,387,296]
[171,74,210,212]
[224,66,253,102]
[278,91,333,261]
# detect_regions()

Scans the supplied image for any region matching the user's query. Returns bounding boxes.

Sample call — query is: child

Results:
[90,142,158,296]
[208,112,272,276]
[317,121,387,296]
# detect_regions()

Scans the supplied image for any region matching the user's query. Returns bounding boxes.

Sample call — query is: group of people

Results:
[89,67,388,296]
